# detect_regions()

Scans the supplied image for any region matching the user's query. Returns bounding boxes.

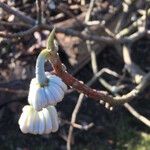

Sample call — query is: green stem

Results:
[35,50,48,85]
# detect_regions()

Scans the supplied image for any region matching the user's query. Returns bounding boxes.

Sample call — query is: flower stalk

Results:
[35,50,47,86]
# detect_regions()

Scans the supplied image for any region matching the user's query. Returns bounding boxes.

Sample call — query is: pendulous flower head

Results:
[28,73,67,111]
[28,28,68,111]
[18,105,59,135]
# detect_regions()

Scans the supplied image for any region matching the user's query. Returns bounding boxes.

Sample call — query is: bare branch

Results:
[0,21,32,28]
[0,25,40,38]
[85,0,95,23]
[123,45,145,83]
[124,103,150,127]
[36,0,43,25]
[99,72,150,127]
[0,2,35,25]
[67,93,84,150]
[114,72,150,102]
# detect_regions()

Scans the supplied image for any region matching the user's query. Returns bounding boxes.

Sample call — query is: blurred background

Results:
[0,0,150,149]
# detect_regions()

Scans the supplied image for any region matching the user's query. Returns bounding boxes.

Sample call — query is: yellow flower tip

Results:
[46,27,56,51]
[40,48,48,56]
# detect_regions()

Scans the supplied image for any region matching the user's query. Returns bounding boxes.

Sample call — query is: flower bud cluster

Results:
[18,37,67,135]
[19,72,67,135]
[28,74,67,111]
[18,105,59,134]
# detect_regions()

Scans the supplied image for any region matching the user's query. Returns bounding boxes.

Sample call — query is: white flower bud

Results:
[47,106,59,132]
[28,74,67,111]
[18,105,59,135]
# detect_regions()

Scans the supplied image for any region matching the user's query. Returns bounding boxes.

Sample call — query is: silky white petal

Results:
[27,108,35,134]
[18,106,33,134]
[39,88,48,108]
[48,75,67,92]
[50,81,65,97]
[19,113,29,133]
[47,85,61,102]
[22,105,31,112]
[18,111,25,126]
[47,106,59,132]
[28,78,37,105]
[45,86,57,105]
[28,74,67,111]
[28,88,38,107]
[38,111,45,134]
[18,112,29,133]
[34,88,46,111]
[28,78,47,111]
[33,112,39,134]
[49,82,64,102]
[29,78,37,89]
[42,108,52,134]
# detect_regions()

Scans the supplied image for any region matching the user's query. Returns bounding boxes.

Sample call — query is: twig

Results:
[123,30,147,43]
[0,2,118,43]
[67,93,84,150]
[99,73,150,127]
[0,1,148,45]
[1,21,145,44]
[124,103,150,127]
[57,3,83,27]
[116,9,150,38]
[68,2,98,148]
[66,68,113,150]
[36,0,42,25]
[55,12,86,29]
[85,0,97,74]
[0,21,32,28]
[114,72,150,101]
[115,0,136,33]
[145,2,149,30]
[0,23,116,44]
[0,25,40,38]
[62,120,94,130]
[1,23,145,43]
[85,0,95,23]
[123,45,145,83]
[72,122,94,130]
[0,2,35,25]
[86,40,98,74]
[85,20,116,39]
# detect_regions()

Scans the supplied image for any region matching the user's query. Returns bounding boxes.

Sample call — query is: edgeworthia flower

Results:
[28,73,67,111]
[18,105,59,134]
[28,29,67,111]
